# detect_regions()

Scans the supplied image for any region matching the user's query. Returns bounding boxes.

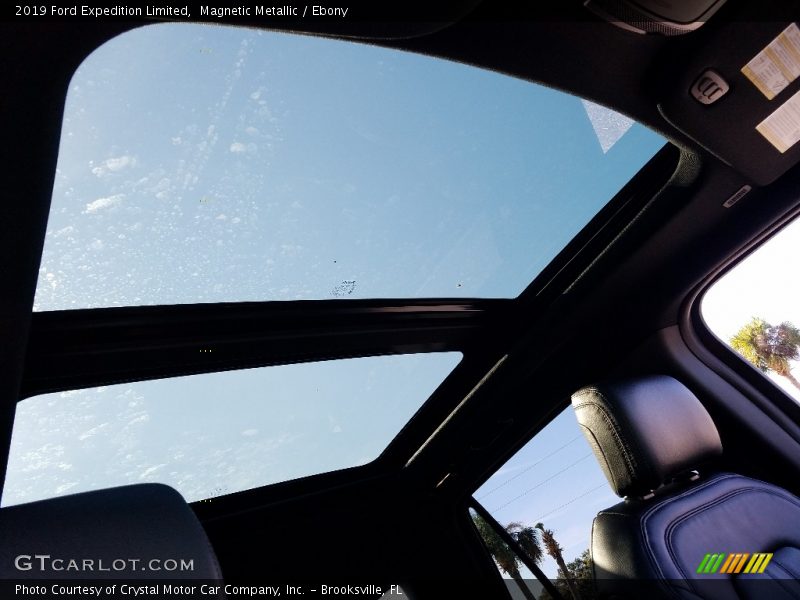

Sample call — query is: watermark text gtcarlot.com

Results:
[14,555,194,572]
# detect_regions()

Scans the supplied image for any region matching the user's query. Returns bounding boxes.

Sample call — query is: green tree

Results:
[539,549,597,600]
[730,318,800,391]
[472,514,541,600]
[536,523,582,600]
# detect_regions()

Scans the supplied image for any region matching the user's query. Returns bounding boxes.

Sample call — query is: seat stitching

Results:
[770,554,800,580]
[578,423,623,493]
[761,563,797,597]
[638,475,800,596]
[572,394,643,492]
[663,485,800,578]
[637,474,739,588]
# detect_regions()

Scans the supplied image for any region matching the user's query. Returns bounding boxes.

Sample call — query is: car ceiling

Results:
[3,0,800,535]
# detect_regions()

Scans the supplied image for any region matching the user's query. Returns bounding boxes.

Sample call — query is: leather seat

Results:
[572,375,800,600]
[0,483,224,596]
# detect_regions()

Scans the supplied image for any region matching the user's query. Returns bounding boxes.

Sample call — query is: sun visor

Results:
[659,20,800,185]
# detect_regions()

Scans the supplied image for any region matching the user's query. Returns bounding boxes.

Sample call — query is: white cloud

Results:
[280,243,303,256]
[125,413,149,427]
[55,482,78,494]
[328,415,342,434]
[139,464,167,479]
[51,225,75,238]
[91,155,137,177]
[84,195,123,214]
[241,429,258,437]
[106,156,134,171]
[230,141,257,154]
[78,422,109,441]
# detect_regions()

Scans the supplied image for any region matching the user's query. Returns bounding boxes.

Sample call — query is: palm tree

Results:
[472,514,539,600]
[506,521,544,565]
[730,318,800,391]
[536,523,582,600]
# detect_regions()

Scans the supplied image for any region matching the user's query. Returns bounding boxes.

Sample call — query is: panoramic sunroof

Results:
[3,352,461,506]
[34,23,665,311]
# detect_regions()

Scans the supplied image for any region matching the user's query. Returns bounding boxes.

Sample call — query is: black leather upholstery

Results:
[736,547,800,600]
[572,375,722,497]
[0,483,224,585]
[573,376,800,600]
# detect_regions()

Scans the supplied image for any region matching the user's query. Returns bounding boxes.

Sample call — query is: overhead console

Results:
[657,8,800,185]
[585,0,728,35]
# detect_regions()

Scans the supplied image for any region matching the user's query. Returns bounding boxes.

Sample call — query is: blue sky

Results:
[34,23,663,310]
[7,22,670,582]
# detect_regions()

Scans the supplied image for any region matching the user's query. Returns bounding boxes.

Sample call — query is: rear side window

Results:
[472,408,611,598]
[701,216,800,402]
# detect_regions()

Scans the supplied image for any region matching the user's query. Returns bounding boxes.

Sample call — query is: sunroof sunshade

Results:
[34,23,665,311]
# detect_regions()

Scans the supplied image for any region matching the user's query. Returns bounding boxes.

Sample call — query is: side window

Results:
[702,217,800,403]
[472,409,608,599]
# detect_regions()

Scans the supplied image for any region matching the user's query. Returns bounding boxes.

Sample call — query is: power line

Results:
[477,435,583,501]
[533,483,608,524]
[491,453,593,513]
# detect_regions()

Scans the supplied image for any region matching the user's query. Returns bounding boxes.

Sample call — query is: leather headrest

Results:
[572,375,722,498]
[0,483,223,585]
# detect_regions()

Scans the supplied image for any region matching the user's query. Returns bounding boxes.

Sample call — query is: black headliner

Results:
[3,0,800,516]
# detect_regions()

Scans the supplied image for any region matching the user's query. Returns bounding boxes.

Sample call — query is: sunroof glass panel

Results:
[34,23,665,311]
[3,352,461,506]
